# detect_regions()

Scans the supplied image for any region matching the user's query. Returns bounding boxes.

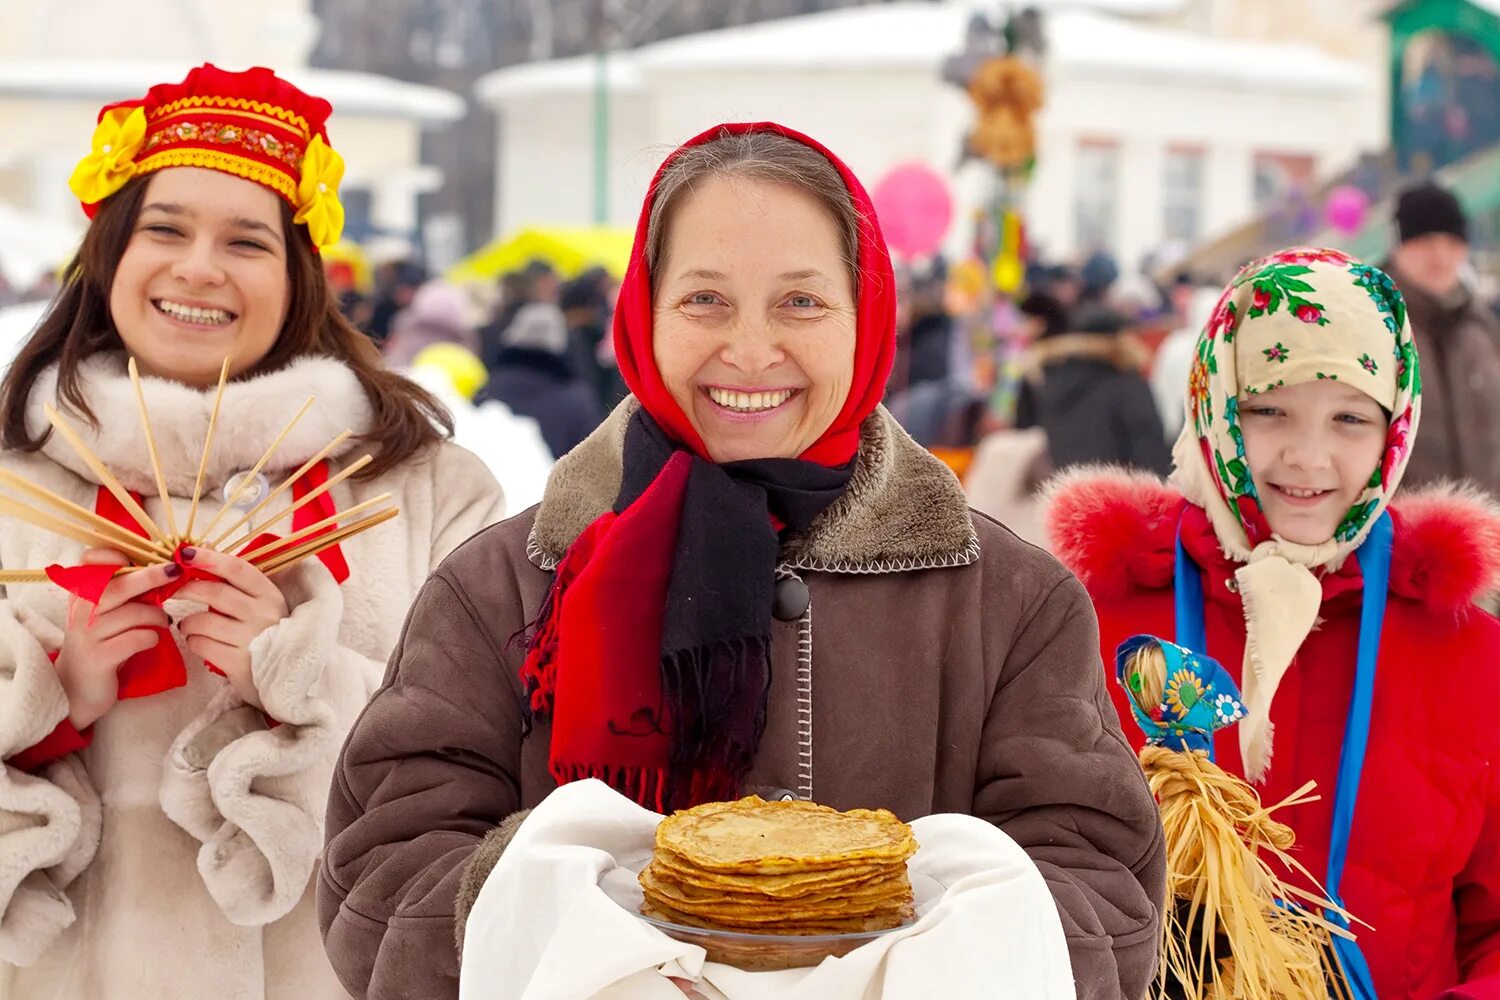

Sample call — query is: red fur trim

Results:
[1388,483,1500,613]
[1044,470,1500,612]
[1041,465,1180,598]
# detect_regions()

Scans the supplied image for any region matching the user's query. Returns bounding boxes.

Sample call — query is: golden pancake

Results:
[656,796,916,874]
[638,795,919,947]
[640,863,910,910]
[650,847,901,895]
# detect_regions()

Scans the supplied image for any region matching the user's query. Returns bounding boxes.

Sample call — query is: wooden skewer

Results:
[182,356,232,544]
[238,492,393,564]
[207,430,354,550]
[0,569,58,584]
[260,507,399,577]
[0,495,162,564]
[127,357,180,544]
[0,566,137,585]
[43,403,169,547]
[223,454,373,553]
[0,467,173,560]
[197,396,316,543]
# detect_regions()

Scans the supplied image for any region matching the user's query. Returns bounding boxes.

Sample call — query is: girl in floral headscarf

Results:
[1047,247,1500,998]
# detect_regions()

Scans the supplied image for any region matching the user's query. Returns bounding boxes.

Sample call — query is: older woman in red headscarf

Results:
[319,123,1165,1000]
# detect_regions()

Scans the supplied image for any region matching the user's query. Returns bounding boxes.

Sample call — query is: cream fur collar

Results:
[26,352,372,497]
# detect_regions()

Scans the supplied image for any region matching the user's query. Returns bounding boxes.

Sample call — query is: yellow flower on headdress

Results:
[294,134,345,249]
[68,106,148,206]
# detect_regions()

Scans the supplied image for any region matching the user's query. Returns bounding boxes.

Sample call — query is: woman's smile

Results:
[701,385,803,423]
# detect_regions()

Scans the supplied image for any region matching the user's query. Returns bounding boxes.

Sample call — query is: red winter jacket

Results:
[1047,470,1500,999]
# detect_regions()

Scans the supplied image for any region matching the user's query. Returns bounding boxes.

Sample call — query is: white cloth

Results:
[460,780,1076,1000]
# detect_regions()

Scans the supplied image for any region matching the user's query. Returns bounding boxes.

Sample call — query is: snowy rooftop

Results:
[477,1,1366,101]
[0,60,465,124]
[477,53,646,102]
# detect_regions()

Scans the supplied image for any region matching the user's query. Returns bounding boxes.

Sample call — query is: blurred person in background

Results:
[477,299,603,458]
[559,265,616,410]
[366,258,426,348]
[523,257,561,305]
[893,264,954,390]
[478,267,537,372]
[1077,251,1119,310]
[1151,283,1222,441]
[1015,295,1171,475]
[1382,181,1500,496]
[325,261,370,331]
[382,280,479,369]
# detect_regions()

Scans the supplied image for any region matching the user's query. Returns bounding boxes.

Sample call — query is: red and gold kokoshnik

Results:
[68,64,345,248]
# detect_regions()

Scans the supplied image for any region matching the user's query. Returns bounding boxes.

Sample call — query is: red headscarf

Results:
[612,121,898,467]
[520,123,897,812]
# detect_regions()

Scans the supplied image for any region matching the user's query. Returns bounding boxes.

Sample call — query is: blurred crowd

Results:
[320,178,1499,541]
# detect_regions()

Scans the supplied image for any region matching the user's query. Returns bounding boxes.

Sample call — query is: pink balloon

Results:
[1324,185,1370,236]
[872,164,954,259]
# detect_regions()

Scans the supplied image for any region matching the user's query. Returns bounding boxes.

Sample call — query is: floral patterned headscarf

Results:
[1171,247,1421,781]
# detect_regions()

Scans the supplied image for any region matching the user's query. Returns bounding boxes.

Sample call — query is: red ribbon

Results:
[44,462,348,700]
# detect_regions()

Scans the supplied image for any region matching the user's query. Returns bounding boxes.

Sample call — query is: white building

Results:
[475,0,1380,271]
[0,1,464,288]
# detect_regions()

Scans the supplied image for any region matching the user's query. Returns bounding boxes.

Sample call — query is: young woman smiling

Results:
[1048,248,1500,997]
[0,65,505,999]
[320,123,1166,1000]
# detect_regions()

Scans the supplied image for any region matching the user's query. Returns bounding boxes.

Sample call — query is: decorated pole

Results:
[941,5,1047,424]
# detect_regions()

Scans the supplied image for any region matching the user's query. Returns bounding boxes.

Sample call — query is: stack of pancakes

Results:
[639,796,918,936]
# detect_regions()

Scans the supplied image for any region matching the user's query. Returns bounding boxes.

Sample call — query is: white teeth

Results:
[1281,486,1325,499]
[157,300,233,325]
[708,387,794,412]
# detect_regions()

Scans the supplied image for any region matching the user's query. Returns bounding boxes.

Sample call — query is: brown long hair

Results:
[0,174,452,479]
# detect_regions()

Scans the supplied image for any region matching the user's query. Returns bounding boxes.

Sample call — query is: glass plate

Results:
[599,853,942,972]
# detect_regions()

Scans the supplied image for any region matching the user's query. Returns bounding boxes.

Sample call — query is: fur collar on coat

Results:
[26,351,371,497]
[528,398,979,573]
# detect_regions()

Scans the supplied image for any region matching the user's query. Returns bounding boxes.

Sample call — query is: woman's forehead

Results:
[142,167,283,225]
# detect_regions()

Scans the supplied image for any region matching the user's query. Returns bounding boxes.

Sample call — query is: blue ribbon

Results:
[1173,512,1390,999]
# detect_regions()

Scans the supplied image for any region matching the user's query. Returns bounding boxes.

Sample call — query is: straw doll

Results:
[1116,634,1358,997]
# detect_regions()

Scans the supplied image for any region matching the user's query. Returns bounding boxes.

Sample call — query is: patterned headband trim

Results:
[152,94,312,135]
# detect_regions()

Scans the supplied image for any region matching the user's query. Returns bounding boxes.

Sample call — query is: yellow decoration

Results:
[412,343,489,401]
[992,254,1024,294]
[966,57,1044,170]
[293,134,345,249]
[449,226,635,283]
[68,106,148,206]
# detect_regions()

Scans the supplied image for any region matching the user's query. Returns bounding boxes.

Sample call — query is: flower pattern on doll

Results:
[1165,669,1205,715]
[1214,693,1245,725]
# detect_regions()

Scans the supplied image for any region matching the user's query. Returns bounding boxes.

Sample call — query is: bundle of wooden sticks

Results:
[0,356,397,585]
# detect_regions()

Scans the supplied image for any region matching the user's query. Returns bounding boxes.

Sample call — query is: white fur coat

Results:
[0,353,505,999]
